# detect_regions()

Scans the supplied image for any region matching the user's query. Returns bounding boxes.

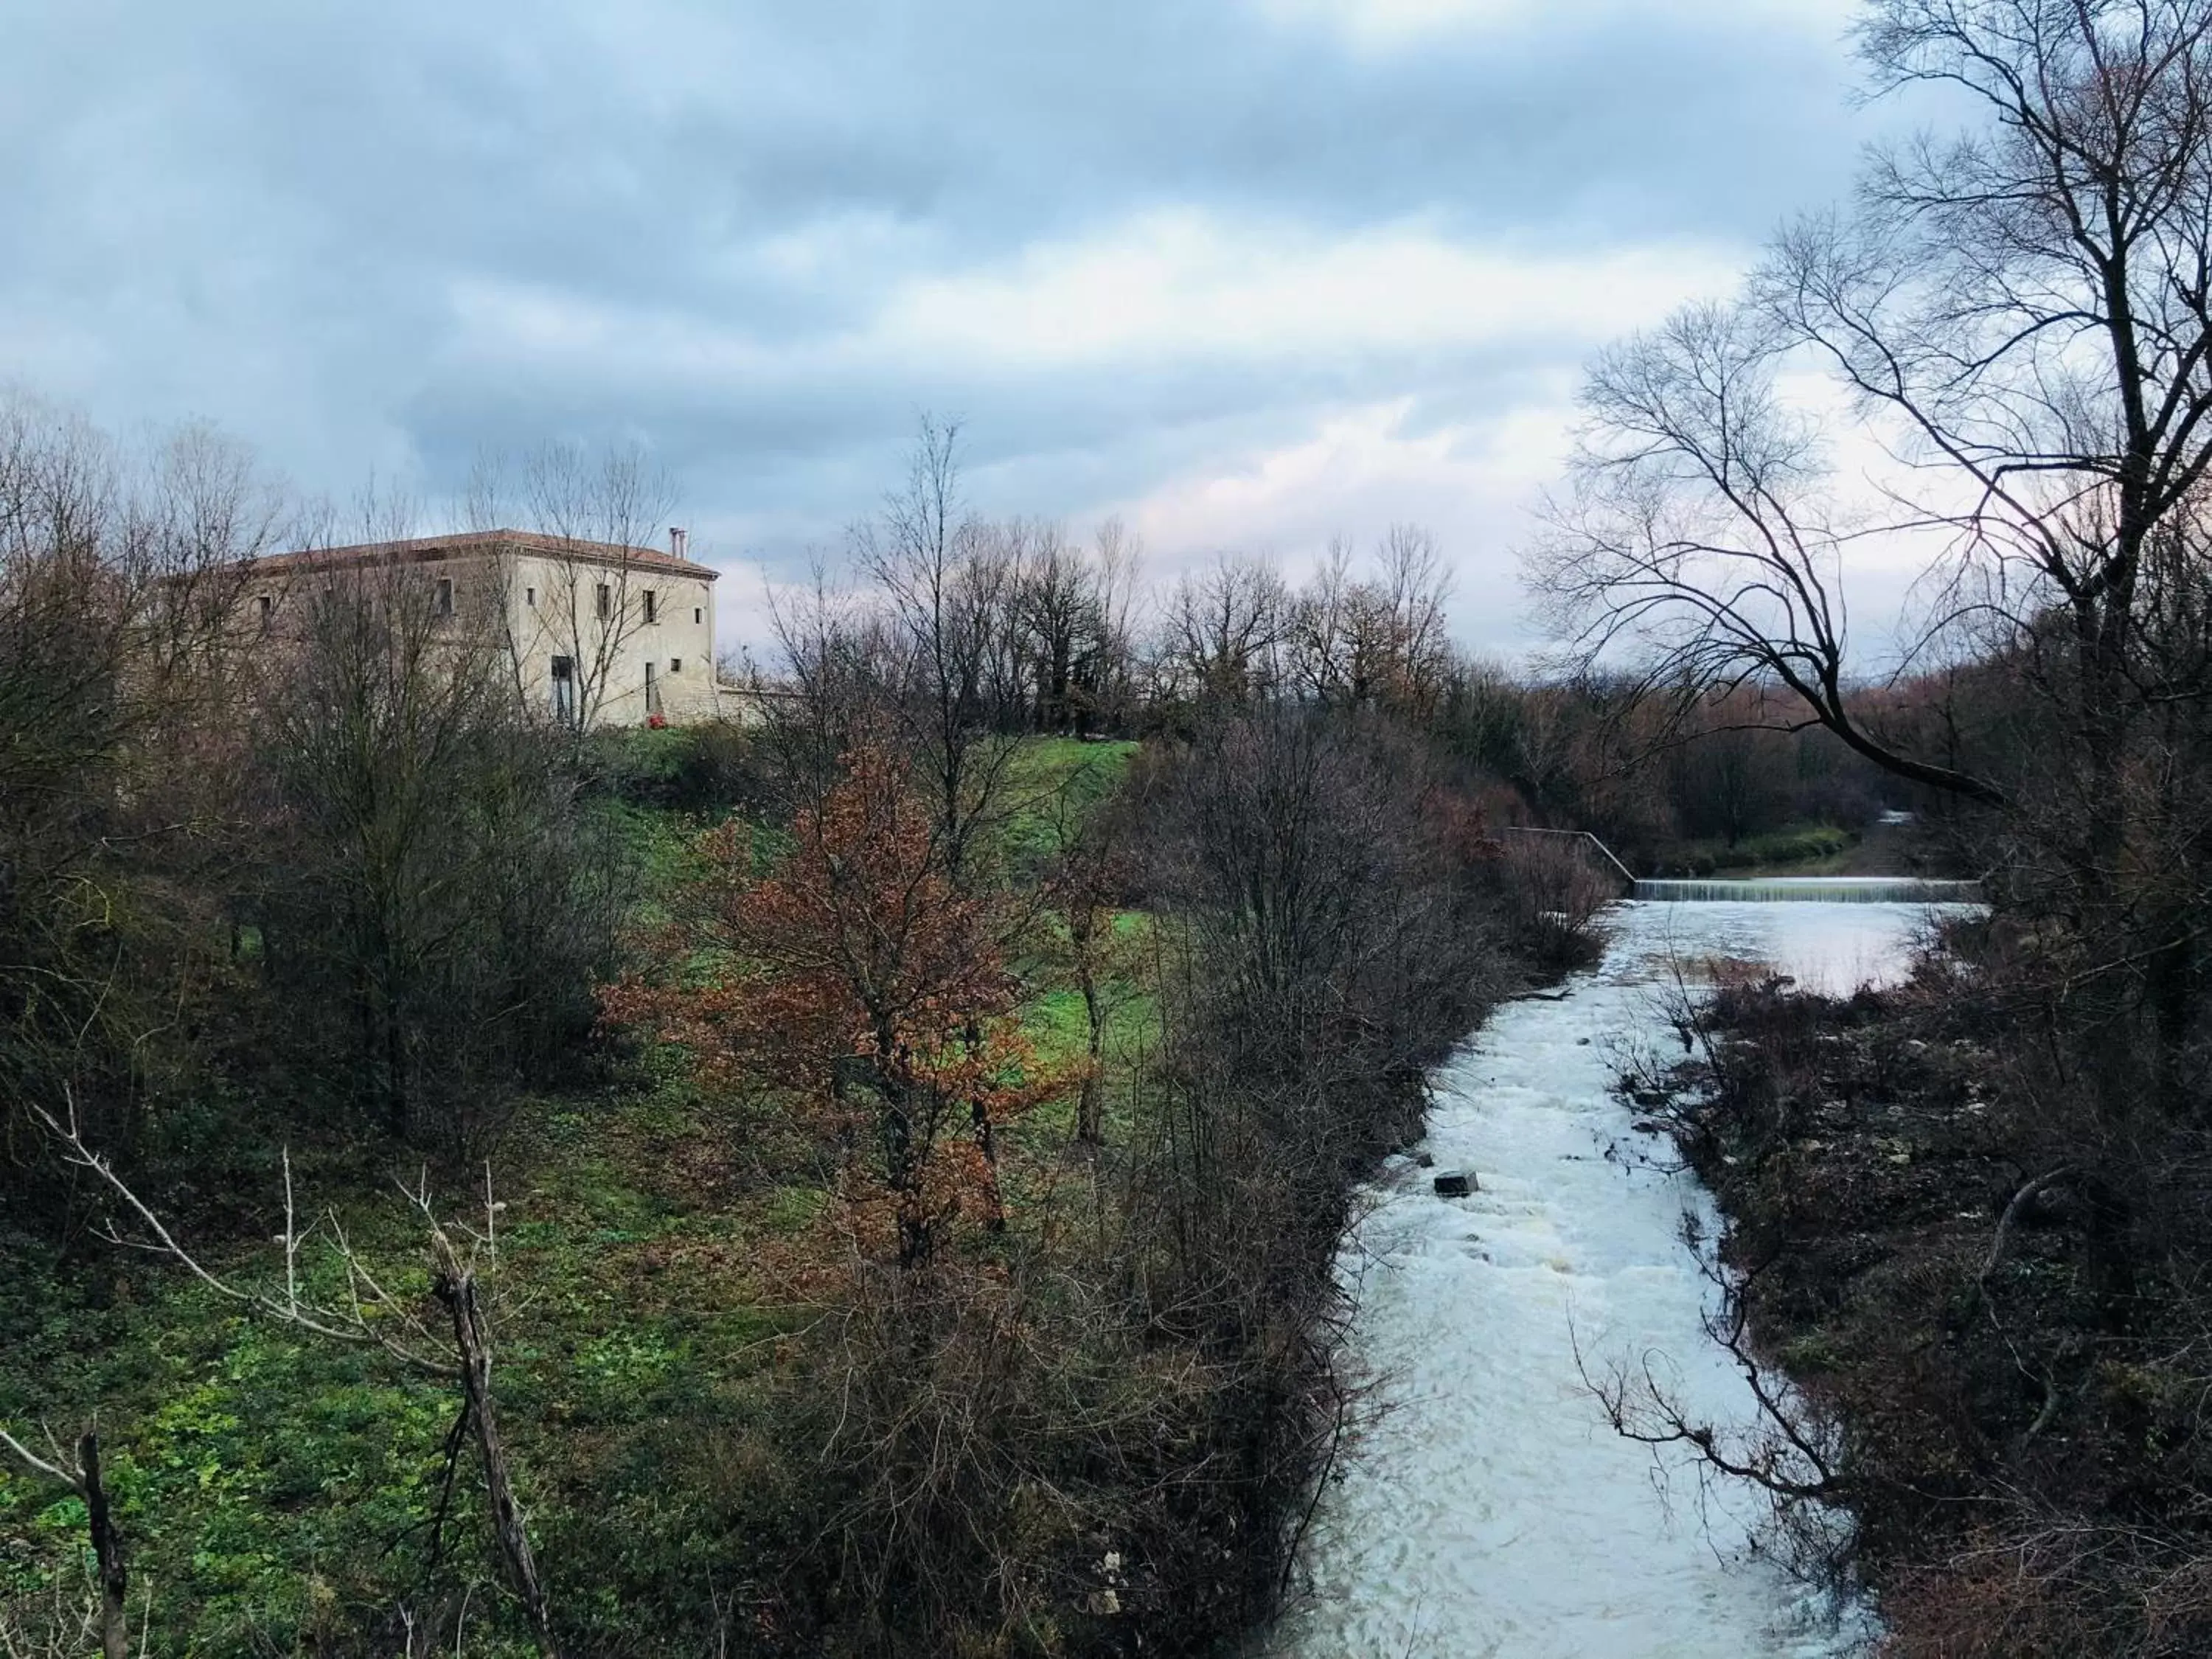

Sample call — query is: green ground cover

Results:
[1651,821,1860,877]
[995,737,1138,871]
[0,734,1156,1654]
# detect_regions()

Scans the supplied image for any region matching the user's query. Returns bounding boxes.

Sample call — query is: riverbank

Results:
[1644,926,2212,1656]
[1639,813,1942,882]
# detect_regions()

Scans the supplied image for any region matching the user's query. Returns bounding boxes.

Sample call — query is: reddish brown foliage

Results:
[604,737,1068,1265]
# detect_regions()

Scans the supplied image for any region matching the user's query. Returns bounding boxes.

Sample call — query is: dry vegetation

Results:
[1,394,1654,1655]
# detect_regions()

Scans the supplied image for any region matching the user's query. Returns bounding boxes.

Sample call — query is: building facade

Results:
[241,528,720,728]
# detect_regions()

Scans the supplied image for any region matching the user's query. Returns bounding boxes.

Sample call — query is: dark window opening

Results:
[693,606,703,625]
[670,658,682,673]
[436,577,453,617]
[525,585,536,608]
[256,594,272,627]
[595,582,611,621]
[551,655,576,726]
[643,589,657,625]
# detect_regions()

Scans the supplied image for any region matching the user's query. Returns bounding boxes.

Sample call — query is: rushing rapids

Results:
[1270,891,1972,1658]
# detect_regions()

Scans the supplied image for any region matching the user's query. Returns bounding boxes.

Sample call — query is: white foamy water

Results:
[1270,898,1954,1659]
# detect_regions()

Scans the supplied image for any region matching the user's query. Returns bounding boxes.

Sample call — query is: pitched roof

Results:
[244,529,718,581]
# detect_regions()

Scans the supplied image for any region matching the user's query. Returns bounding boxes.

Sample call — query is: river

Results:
[1270,892,1961,1658]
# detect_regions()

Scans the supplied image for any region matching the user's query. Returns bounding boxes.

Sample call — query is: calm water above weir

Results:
[1270,895,1964,1659]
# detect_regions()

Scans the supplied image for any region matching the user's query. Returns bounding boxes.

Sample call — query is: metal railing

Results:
[1495,826,1637,891]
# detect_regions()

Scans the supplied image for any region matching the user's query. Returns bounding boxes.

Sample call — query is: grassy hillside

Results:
[1,733,1160,1655]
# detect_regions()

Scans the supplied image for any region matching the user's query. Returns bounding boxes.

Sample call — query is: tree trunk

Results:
[1077,971,1106,1145]
[964,1019,1007,1231]
[432,1234,560,1659]
[79,1430,128,1659]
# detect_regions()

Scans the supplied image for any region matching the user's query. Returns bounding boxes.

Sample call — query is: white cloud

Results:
[445,206,1746,391]
[434,206,1751,658]
[1091,357,1953,664]
[4,0,1890,658]
[1248,0,1857,50]
[1091,394,1582,654]
[882,209,1743,370]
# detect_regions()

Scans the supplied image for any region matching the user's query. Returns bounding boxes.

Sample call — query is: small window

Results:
[669,658,682,673]
[595,582,611,620]
[550,655,576,726]
[525,585,536,608]
[435,577,453,617]
[643,589,657,625]
[256,594,272,627]
[693,606,703,625]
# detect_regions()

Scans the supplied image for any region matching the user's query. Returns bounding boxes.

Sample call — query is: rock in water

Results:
[1433,1171,1475,1197]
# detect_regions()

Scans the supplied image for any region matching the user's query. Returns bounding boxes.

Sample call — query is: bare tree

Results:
[1284,536,1359,706]
[1039,762,1138,1144]
[1285,526,1454,717]
[1090,515,1147,731]
[1531,300,2004,802]
[242,552,623,1151]
[1377,522,1455,718]
[759,557,896,803]
[850,417,1027,883]
[1,394,274,1181]
[1532,0,2212,1110]
[1534,1,2212,815]
[0,1424,132,1659]
[468,441,677,732]
[1157,553,1288,711]
[1008,522,1100,735]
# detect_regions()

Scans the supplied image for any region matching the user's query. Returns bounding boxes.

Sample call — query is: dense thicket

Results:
[241,568,627,1153]
[1433,668,1899,872]
[0,400,631,1214]
[589,471,1558,1652]
[0,401,271,1194]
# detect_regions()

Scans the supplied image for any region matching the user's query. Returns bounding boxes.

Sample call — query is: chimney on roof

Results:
[669,526,688,560]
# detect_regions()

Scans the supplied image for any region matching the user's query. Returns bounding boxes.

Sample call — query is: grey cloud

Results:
[5,0,1893,627]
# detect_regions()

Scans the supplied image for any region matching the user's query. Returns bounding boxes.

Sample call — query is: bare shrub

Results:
[0,394,273,1197]
[1493,832,1613,967]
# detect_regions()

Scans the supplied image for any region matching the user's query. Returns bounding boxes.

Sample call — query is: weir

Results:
[1633,875,1980,904]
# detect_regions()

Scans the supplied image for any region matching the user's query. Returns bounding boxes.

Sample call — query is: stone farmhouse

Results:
[241,527,722,728]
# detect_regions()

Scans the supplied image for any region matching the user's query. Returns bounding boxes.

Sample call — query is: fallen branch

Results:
[26,1095,559,1656]
[30,1098,453,1377]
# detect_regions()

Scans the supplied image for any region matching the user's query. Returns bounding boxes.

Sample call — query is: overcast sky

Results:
[6,0,1899,656]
